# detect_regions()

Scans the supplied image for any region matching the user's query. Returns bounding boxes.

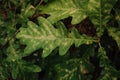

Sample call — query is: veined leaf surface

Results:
[39,0,88,24]
[88,0,117,36]
[40,0,117,26]
[98,47,119,79]
[16,17,95,58]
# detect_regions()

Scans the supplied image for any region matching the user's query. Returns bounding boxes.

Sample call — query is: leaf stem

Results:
[99,0,102,36]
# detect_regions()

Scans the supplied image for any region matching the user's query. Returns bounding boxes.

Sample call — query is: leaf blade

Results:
[39,0,88,24]
[16,17,95,58]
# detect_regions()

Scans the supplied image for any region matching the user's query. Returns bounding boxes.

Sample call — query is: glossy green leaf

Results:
[16,17,95,58]
[39,0,88,24]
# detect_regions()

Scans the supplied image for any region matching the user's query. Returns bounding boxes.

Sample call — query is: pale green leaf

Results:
[39,0,88,24]
[88,0,117,36]
[16,17,95,58]
[88,0,117,25]
[55,21,68,37]
[6,39,21,61]
[25,65,41,72]
[21,4,35,18]
[59,39,73,56]
[108,27,120,48]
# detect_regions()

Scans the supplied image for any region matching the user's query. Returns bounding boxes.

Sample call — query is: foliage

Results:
[0,0,120,80]
[16,17,95,58]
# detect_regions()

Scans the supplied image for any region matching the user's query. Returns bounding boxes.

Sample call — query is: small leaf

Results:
[21,4,35,18]
[88,0,117,36]
[98,47,110,67]
[59,39,73,55]
[55,21,68,37]
[25,65,41,72]
[108,27,120,48]
[11,67,19,79]
[54,59,93,80]
[115,9,120,26]
[6,39,21,61]
[98,66,120,80]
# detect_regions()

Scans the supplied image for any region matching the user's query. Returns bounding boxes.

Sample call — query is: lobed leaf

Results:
[98,47,120,79]
[88,0,117,36]
[39,0,88,24]
[54,59,93,80]
[88,0,117,24]
[16,17,95,58]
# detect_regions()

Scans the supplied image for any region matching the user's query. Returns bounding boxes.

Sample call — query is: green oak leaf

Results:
[16,17,95,58]
[39,0,88,24]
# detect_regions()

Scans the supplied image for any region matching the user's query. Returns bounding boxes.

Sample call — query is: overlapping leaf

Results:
[6,39,22,61]
[54,59,93,80]
[108,27,120,48]
[98,47,120,79]
[98,66,119,80]
[88,0,117,36]
[40,0,117,27]
[88,0,117,25]
[16,17,95,58]
[39,0,88,24]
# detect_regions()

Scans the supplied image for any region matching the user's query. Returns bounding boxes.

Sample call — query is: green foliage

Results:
[0,0,120,80]
[39,0,88,24]
[108,27,120,48]
[98,47,120,79]
[54,58,94,80]
[16,17,95,58]
[88,0,117,36]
